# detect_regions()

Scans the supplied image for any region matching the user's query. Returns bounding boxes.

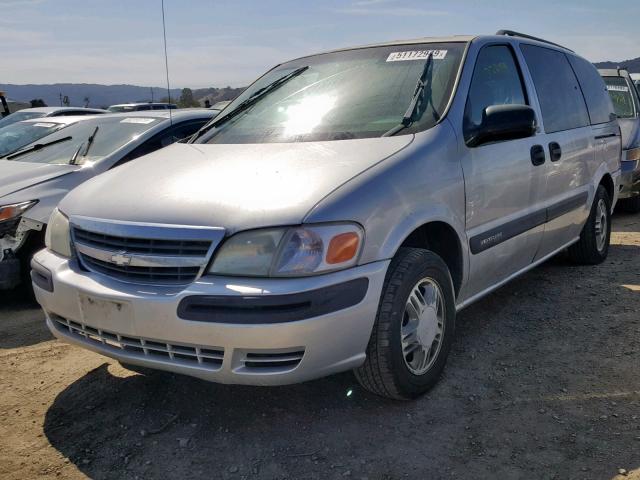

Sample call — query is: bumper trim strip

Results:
[30,258,53,292]
[177,277,369,324]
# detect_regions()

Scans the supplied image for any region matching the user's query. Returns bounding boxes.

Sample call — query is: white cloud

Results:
[335,7,450,16]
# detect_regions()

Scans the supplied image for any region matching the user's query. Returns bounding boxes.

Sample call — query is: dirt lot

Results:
[1,214,639,480]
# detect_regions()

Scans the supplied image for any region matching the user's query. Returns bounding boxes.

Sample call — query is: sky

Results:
[2,0,639,89]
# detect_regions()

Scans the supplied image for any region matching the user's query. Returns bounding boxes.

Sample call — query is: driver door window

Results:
[463,45,527,143]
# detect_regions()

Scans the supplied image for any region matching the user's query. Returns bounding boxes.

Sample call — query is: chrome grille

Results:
[80,255,201,284]
[74,228,211,256]
[69,220,225,286]
[51,314,224,370]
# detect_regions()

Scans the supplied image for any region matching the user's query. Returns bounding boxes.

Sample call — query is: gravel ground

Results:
[1,213,639,480]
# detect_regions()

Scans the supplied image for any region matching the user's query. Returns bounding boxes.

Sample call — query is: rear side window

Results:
[463,45,527,143]
[567,56,614,124]
[521,44,590,133]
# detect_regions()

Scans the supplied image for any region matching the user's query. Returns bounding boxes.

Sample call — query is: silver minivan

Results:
[32,31,621,400]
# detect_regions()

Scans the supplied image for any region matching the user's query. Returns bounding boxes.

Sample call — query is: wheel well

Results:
[599,174,614,204]
[399,222,463,295]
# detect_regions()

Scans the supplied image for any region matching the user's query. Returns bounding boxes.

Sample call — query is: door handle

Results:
[530,144,546,166]
[549,142,562,162]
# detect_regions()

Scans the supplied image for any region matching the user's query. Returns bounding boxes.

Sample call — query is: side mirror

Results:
[467,104,537,147]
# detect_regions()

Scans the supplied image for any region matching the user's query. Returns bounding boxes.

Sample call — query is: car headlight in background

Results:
[209,223,364,277]
[44,208,72,257]
[624,147,640,162]
[0,200,37,223]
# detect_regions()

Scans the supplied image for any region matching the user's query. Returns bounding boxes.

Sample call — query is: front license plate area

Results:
[79,294,133,333]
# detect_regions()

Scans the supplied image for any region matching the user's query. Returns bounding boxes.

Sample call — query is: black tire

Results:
[617,195,640,214]
[354,247,456,400]
[568,185,611,265]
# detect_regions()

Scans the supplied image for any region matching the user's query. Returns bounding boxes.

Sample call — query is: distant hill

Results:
[594,57,640,73]
[0,83,244,109]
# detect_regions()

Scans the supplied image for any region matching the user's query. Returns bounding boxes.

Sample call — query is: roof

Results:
[100,109,216,121]
[20,114,102,125]
[108,102,177,107]
[319,35,475,56]
[16,107,108,114]
[283,32,574,65]
[598,68,631,78]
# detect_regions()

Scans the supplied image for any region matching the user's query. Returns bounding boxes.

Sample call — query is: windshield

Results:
[7,115,163,164]
[0,120,66,156]
[0,111,47,129]
[195,42,466,144]
[604,77,637,118]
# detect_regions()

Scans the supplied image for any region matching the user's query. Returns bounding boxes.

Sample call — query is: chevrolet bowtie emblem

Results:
[110,251,132,266]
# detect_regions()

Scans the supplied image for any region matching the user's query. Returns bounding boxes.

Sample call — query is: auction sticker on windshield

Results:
[386,50,447,62]
[120,118,156,124]
[32,122,57,128]
[607,85,629,92]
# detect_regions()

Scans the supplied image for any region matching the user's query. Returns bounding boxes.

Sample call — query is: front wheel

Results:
[354,248,456,400]
[568,184,612,265]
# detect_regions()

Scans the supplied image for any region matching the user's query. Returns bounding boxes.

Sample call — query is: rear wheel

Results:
[568,185,611,265]
[354,248,456,400]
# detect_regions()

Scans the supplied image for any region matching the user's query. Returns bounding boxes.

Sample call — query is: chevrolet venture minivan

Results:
[32,31,621,400]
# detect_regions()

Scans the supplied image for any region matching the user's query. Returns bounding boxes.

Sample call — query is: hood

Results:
[618,118,640,150]
[0,160,77,199]
[60,137,413,233]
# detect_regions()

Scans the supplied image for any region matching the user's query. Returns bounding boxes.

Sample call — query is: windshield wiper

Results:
[69,126,100,165]
[190,66,309,142]
[382,53,434,137]
[82,126,99,157]
[4,136,73,160]
[69,142,84,165]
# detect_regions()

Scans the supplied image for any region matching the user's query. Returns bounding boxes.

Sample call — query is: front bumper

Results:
[0,255,20,290]
[619,159,640,199]
[32,249,389,386]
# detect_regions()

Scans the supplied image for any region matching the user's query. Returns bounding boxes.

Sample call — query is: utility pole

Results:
[150,87,154,102]
[59,92,63,106]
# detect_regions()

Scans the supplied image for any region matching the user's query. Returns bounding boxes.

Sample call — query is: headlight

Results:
[624,147,640,162]
[0,200,37,223]
[209,223,364,277]
[44,208,72,257]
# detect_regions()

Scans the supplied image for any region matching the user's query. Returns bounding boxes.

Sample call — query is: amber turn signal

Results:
[326,232,360,264]
[0,201,36,222]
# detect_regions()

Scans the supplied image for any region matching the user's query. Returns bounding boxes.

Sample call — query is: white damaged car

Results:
[0,109,216,290]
